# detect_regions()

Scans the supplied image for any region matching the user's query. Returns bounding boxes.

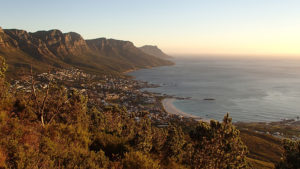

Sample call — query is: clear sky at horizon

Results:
[1,0,300,57]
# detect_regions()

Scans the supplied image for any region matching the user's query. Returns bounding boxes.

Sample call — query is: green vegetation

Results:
[236,120,300,168]
[0,55,298,168]
[276,139,300,169]
[246,157,275,169]
[236,122,300,140]
[239,129,283,163]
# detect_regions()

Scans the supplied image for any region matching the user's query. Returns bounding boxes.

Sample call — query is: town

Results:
[10,68,300,141]
[11,68,187,127]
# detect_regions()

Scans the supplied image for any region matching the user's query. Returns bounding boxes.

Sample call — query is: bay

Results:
[129,57,300,122]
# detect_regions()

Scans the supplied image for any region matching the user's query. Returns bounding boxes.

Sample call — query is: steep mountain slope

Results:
[0,28,65,77]
[0,27,173,77]
[139,45,172,59]
[87,38,171,71]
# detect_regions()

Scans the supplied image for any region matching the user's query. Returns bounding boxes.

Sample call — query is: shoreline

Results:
[126,65,299,140]
[122,68,138,74]
[162,98,211,122]
[124,64,211,123]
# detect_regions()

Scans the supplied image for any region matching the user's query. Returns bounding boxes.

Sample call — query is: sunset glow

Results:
[1,0,300,57]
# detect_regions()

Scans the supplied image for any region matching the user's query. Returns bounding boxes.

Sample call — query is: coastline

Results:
[126,62,212,123]
[128,65,300,140]
[162,98,211,122]
[123,68,138,74]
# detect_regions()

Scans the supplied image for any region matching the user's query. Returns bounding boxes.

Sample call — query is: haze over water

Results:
[130,57,300,122]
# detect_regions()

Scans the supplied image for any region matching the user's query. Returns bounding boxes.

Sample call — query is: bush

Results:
[90,132,128,160]
[0,147,6,168]
[122,151,160,169]
[276,139,300,169]
[190,114,249,168]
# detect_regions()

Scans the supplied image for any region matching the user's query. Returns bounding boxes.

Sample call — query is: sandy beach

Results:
[162,98,210,122]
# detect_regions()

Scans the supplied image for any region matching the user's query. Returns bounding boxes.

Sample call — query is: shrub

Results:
[276,139,300,169]
[190,114,249,168]
[122,151,160,169]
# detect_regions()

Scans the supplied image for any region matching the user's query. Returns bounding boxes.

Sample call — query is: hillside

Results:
[139,45,172,59]
[239,130,283,169]
[0,27,173,77]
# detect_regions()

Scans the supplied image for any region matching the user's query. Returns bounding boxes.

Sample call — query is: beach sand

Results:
[162,98,210,122]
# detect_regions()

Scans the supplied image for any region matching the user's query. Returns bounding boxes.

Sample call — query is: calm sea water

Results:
[129,57,300,122]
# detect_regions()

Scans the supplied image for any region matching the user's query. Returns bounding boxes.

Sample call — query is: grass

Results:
[247,157,275,169]
[236,119,300,168]
[236,121,300,139]
[239,129,283,168]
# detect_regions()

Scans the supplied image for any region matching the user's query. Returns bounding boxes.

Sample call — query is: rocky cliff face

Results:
[0,27,19,49]
[86,38,172,69]
[4,29,56,59]
[0,27,173,76]
[87,38,122,56]
[139,45,172,59]
[0,27,6,47]
[87,38,150,59]
[31,30,90,58]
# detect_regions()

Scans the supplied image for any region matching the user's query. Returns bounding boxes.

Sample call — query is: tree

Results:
[276,139,300,169]
[122,151,160,169]
[0,55,12,109]
[29,68,53,127]
[163,124,186,163]
[131,117,153,153]
[0,55,7,79]
[0,147,6,168]
[190,113,249,169]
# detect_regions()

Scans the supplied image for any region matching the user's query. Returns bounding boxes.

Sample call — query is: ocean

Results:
[129,57,300,122]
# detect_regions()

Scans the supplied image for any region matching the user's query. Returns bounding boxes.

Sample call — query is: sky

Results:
[1,0,300,57]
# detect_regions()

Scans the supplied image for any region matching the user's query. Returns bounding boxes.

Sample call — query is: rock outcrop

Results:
[31,30,90,58]
[4,29,56,59]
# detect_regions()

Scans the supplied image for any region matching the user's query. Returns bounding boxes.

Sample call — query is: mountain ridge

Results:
[0,27,173,77]
[139,45,172,59]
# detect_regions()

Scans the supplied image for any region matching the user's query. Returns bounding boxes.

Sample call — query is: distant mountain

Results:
[139,45,172,59]
[0,27,173,77]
